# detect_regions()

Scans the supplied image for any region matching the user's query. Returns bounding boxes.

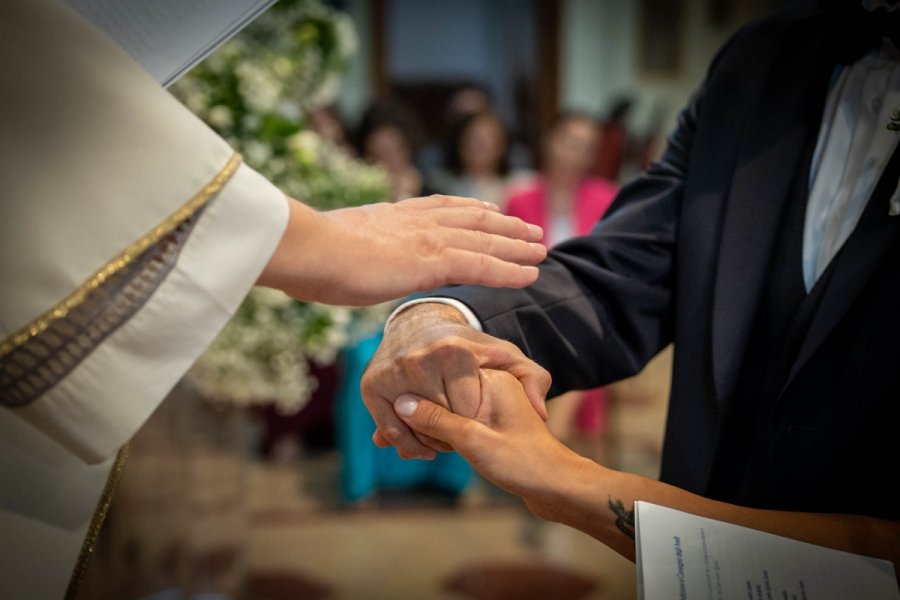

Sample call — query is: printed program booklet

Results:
[63,0,276,86]
[635,501,899,600]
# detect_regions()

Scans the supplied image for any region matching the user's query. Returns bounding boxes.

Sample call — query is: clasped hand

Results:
[391,368,588,525]
[361,302,551,458]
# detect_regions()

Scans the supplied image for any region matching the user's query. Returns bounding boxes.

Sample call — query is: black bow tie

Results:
[827,2,900,64]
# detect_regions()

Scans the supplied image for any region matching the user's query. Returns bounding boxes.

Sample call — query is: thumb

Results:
[394,394,468,446]
[517,372,550,421]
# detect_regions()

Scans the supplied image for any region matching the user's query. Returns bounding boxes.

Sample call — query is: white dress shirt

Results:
[803,39,900,290]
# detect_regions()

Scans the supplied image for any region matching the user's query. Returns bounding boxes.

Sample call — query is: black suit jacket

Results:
[438,2,900,519]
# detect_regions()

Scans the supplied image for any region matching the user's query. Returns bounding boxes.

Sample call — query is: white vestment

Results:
[0,1,289,597]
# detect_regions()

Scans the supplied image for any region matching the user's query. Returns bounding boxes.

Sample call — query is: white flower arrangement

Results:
[172,0,393,413]
[170,0,387,210]
[188,289,392,415]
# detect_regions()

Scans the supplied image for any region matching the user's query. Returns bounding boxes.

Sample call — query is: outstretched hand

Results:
[258,195,547,306]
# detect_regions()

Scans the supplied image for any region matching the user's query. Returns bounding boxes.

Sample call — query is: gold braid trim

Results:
[0,151,243,359]
[64,443,130,600]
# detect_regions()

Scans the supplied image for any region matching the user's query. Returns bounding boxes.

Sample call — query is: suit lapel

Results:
[710,22,832,408]
[781,146,900,393]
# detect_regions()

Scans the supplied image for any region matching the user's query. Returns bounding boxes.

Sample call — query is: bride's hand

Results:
[391,369,587,510]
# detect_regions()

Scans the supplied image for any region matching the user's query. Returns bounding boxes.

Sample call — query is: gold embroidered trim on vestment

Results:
[64,443,130,600]
[1,206,207,407]
[0,151,242,359]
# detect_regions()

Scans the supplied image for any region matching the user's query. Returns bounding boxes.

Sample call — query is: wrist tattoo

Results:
[608,497,636,540]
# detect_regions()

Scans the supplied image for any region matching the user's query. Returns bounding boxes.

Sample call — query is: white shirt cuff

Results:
[384,297,483,332]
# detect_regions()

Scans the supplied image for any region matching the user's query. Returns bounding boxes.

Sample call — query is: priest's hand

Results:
[257,195,547,306]
[360,302,551,458]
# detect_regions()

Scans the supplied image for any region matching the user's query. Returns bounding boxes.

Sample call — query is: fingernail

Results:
[395,395,419,417]
[528,224,543,238]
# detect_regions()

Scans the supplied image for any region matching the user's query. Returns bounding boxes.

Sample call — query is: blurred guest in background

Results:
[356,98,432,200]
[443,84,492,128]
[593,97,633,183]
[309,103,355,156]
[418,83,494,174]
[427,110,524,210]
[504,111,619,455]
[506,112,617,248]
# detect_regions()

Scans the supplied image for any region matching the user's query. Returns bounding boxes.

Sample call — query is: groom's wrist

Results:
[384,297,482,332]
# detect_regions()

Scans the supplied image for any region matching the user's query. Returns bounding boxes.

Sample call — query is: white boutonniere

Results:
[891,177,900,216]
[889,105,900,134]
[888,105,900,217]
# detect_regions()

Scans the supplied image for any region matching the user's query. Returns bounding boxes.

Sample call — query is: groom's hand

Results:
[360,302,551,459]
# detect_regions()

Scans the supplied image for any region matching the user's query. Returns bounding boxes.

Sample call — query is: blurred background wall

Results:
[337,0,782,175]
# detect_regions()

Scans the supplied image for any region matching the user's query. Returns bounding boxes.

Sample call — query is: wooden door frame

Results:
[369,0,562,150]
[536,0,561,140]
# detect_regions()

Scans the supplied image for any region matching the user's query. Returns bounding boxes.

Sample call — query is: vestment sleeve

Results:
[0,0,289,463]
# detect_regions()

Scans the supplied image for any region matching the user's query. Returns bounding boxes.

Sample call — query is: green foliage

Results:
[180,0,392,412]
[170,0,389,209]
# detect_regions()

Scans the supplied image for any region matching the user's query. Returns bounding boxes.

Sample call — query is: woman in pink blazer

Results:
[506,178,618,245]
[506,112,618,245]
[505,112,618,446]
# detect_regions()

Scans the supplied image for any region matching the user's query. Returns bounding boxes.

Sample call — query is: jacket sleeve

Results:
[430,10,773,396]
[435,92,702,396]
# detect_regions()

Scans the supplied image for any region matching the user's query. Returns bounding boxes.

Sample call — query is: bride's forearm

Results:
[389,371,899,575]
[532,454,899,568]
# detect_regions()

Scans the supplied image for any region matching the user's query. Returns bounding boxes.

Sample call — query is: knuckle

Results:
[536,365,551,384]
[359,371,378,399]
[511,215,531,234]
[432,339,478,368]
[515,237,534,256]
[500,339,525,357]
[382,426,403,443]
[472,229,492,252]
[477,252,493,273]
[419,231,443,255]
[430,337,464,358]
[360,366,398,403]
[396,351,430,381]
[466,205,489,224]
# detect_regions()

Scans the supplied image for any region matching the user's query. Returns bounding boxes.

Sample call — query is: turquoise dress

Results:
[335,330,472,503]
